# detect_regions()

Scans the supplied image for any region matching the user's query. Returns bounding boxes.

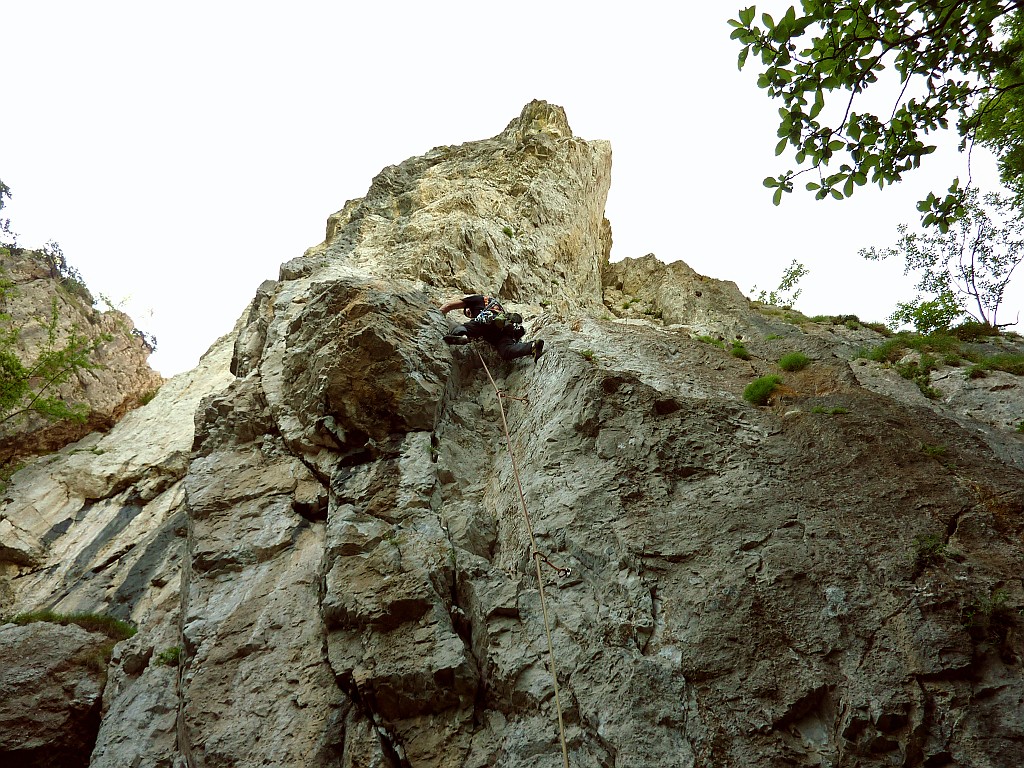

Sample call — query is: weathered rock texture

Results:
[2,101,1023,767]
[0,621,110,767]
[0,247,163,463]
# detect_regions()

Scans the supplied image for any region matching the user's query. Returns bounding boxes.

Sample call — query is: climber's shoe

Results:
[443,334,471,345]
[532,339,545,362]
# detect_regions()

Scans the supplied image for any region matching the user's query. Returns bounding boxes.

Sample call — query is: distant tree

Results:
[0,276,107,429]
[0,178,16,248]
[0,181,108,430]
[861,189,1024,330]
[752,259,809,307]
[729,2,1024,231]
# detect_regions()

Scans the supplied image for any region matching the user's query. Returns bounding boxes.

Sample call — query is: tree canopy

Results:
[730,1,1024,229]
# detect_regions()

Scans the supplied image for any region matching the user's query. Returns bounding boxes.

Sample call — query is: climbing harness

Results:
[475,347,572,768]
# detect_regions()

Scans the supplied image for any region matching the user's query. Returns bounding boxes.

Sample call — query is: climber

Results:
[439,294,544,362]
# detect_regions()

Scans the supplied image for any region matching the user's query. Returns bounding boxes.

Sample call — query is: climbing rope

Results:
[475,346,571,768]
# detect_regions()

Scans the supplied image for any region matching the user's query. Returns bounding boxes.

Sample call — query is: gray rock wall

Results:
[1,101,1022,767]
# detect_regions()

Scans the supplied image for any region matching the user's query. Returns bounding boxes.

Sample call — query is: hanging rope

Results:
[475,346,571,768]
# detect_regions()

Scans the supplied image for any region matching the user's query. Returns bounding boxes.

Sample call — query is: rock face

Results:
[0,622,110,767]
[2,100,1023,767]
[0,247,163,464]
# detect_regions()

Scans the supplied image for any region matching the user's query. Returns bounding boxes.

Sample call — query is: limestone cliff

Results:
[0,247,163,465]
[1,101,1022,768]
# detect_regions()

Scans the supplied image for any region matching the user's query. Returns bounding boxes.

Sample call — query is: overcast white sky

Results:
[3,2,1016,376]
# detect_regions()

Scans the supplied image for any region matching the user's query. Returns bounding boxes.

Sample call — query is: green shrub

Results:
[1017,421,1024,433]
[867,331,962,364]
[951,320,1000,341]
[730,340,750,359]
[580,349,596,361]
[778,352,810,371]
[921,443,947,458]
[138,387,161,406]
[961,588,1013,637]
[896,352,942,398]
[502,226,514,238]
[811,405,850,415]
[5,610,136,641]
[911,534,947,570]
[155,646,182,666]
[965,353,1024,379]
[697,335,725,348]
[743,375,782,405]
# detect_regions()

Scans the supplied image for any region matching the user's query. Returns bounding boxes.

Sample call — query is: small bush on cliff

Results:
[778,352,810,371]
[730,340,750,359]
[965,353,1024,379]
[155,646,182,666]
[961,588,1014,642]
[743,375,782,405]
[911,534,948,571]
[0,281,108,429]
[5,610,137,640]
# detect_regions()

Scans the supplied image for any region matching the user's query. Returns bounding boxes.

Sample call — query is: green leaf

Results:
[805,181,821,191]
[775,137,789,155]
[763,176,780,188]
[739,6,755,26]
[762,12,774,28]
[773,188,783,205]
[828,139,845,151]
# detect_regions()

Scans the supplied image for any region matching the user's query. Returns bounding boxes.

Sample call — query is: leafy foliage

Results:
[863,189,1024,329]
[752,259,808,307]
[729,2,1022,230]
[0,178,15,248]
[42,240,93,305]
[0,272,107,429]
[972,11,1024,198]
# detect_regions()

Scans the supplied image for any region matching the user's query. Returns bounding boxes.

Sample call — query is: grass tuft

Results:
[5,610,137,641]
[743,375,782,405]
[155,646,182,666]
[778,352,810,371]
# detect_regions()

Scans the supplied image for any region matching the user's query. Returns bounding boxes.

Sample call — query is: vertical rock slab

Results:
[177,375,348,766]
[0,622,110,768]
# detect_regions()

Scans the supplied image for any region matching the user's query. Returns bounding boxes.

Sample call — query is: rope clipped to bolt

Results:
[475,347,571,768]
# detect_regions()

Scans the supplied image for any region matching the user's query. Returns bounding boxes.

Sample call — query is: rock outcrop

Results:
[0,621,111,768]
[1,100,1022,767]
[0,247,162,464]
